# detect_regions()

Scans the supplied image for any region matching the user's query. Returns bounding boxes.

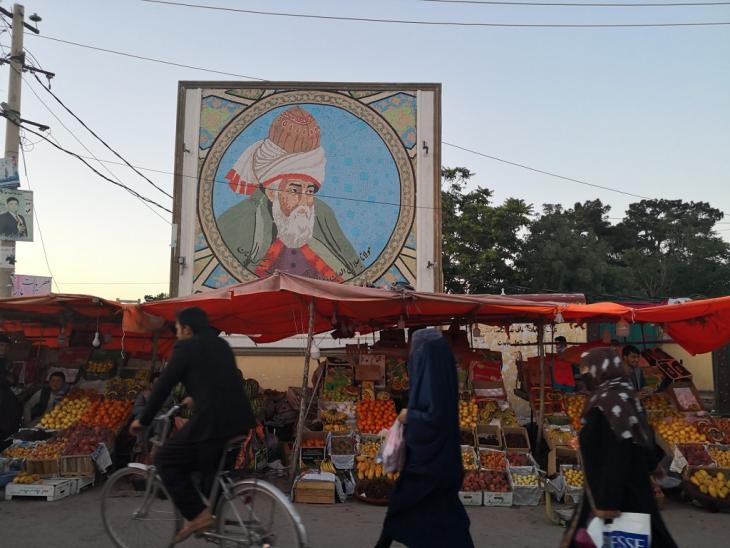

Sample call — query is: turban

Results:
[225,106,326,196]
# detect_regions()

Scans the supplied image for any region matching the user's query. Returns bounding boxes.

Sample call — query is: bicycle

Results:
[101,404,308,548]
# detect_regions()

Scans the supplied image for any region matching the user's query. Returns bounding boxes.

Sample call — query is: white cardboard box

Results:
[5,478,73,501]
[458,491,483,506]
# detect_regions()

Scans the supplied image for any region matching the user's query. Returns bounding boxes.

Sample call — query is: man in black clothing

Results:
[623,345,646,392]
[130,307,255,543]
[0,197,27,237]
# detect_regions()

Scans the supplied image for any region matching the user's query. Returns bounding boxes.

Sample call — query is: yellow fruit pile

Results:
[643,394,672,412]
[28,440,66,460]
[690,469,730,499]
[564,395,586,430]
[656,418,706,445]
[359,439,382,459]
[564,468,584,488]
[708,447,730,468]
[459,400,478,430]
[39,397,93,430]
[512,473,539,487]
[13,472,41,484]
[355,456,399,481]
[2,445,34,458]
[462,447,478,471]
[546,427,576,447]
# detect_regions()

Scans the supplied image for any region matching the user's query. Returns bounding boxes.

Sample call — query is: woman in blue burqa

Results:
[375,328,474,548]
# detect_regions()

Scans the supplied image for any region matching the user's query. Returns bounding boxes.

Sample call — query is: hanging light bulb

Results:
[92,331,101,348]
[471,324,482,338]
[554,310,564,324]
[397,315,406,329]
[616,319,630,338]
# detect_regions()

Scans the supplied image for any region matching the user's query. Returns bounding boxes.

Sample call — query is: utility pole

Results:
[0,3,24,297]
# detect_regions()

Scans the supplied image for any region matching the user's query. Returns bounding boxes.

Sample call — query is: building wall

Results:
[235,354,317,392]
[661,343,714,392]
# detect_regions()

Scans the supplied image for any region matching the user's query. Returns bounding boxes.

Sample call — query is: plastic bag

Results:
[587,512,651,548]
[377,418,405,474]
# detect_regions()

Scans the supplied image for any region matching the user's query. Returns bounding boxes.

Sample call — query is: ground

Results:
[0,484,727,547]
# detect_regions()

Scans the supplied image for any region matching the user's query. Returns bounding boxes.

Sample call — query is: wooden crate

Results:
[23,459,59,478]
[59,455,96,478]
[5,478,74,501]
[294,479,335,504]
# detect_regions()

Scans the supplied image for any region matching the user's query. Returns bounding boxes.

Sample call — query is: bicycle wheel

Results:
[101,466,181,548]
[216,479,308,548]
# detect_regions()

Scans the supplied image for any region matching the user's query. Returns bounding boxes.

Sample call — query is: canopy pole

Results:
[291,297,316,485]
[535,322,546,460]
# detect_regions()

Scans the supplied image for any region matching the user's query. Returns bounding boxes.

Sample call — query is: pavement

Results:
[0,483,727,547]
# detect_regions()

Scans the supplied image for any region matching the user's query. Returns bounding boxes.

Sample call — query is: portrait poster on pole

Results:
[0,188,33,241]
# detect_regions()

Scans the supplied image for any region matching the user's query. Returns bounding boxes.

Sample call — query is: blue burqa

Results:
[380,329,474,548]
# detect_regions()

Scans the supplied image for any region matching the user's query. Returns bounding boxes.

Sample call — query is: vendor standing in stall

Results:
[622,345,646,392]
[23,371,69,425]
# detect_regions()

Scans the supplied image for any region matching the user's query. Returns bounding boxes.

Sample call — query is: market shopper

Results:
[562,348,678,548]
[130,307,256,544]
[622,345,646,392]
[0,373,21,450]
[23,370,69,425]
[375,328,474,548]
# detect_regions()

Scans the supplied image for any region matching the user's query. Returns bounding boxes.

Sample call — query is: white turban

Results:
[225,138,326,196]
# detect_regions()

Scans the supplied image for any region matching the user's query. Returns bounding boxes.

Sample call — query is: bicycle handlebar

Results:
[156,404,184,421]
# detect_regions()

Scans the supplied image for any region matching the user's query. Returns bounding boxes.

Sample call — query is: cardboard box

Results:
[458,491,483,506]
[483,474,514,508]
[355,355,385,383]
[294,479,336,504]
[667,382,704,413]
[476,425,503,450]
[502,427,531,453]
[548,447,578,476]
[4,478,74,501]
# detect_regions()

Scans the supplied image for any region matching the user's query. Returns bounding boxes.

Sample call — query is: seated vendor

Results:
[23,371,69,425]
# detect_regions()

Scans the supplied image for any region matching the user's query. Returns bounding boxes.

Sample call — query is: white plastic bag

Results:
[377,418,405,474]
[587,512,651,548]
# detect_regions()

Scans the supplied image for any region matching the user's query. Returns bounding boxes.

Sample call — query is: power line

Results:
[443,142,652,200]
[31,73,173,200]
[2,115,173,214]
[27,34,265,80]
[18,146,61,293]
[18,73,172,224]
[141,0,730,27]
[414,0,730,6]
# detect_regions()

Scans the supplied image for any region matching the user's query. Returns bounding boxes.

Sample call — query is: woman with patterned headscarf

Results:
[562,348,678,548]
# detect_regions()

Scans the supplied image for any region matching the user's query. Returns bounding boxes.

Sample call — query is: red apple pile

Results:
[462,470,511,493]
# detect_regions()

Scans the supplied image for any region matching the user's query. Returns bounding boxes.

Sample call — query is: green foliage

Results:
[441,168,730,299]
[144,292,169,302]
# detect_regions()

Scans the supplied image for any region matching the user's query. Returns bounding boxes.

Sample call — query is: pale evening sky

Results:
[3,0,729,300]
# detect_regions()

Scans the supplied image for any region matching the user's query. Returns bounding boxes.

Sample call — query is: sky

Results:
[2,0,729,300]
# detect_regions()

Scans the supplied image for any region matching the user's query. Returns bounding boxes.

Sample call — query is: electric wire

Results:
[141,0,730,27]
[413,0,730,6]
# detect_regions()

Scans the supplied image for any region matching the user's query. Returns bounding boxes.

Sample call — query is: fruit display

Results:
[507,452,533,467]
[61,424,114,455]
[355,456,400,481]
[462,447,478,471]
[708,446,730,468]
[462,471,511,493]
[86,359,114,376]
[678,444,714,467]
[356,400,397,434]
[358,437,383,459]
[505,431,529,449]
[642,393,673,413]
[320,460,337,474]
[39,396,94,430]
[330,436,356,456]
[511,471,539,487]
[80,399,133,432]
[545,426,576,448]
[105,378,144,401]
[656,417,707,446]
[477,400,518,427]
[460,430,476,446]
[689,469,730,500]
[11,429,56,442]
[27,440,66,460]
[323,367,358,402]
[479,450,507,471]
[301,438,325,449]
[714,418,730,443]
[563,467,584,488]
[564,395,586,431]
[320,409,350,433]
[477,432,501,448]
[2,445,35,459]
[459,400,478,430]
[13,472,41,484]
[386,359,409,393]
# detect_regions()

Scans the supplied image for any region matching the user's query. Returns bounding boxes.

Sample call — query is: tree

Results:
[144,292,168,302]
[611,200,730,298]
[517,200,632,295]
[441,167,531,293]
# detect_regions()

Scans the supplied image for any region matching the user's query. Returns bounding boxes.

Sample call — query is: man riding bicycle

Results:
[130,307,255,543]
